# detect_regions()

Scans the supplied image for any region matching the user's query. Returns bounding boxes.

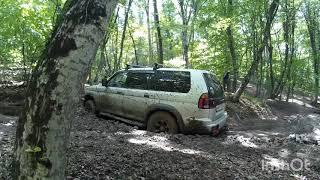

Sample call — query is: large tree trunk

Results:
[232,0,279,102]
[153,0,164,64]
[13,0,117,179]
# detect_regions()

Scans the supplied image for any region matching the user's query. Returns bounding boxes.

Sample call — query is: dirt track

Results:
[1,99,320,179]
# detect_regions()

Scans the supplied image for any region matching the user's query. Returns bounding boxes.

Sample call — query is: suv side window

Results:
[149,71,191,93]
[125,72,148,90]
[108,71,128,88]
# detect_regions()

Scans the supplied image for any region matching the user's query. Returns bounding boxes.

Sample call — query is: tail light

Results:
[198,93,210,109]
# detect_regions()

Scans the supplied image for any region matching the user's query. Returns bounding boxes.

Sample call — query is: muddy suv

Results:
[83,67,227,134]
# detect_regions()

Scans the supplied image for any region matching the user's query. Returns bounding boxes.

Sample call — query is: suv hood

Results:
[85,83,104,92]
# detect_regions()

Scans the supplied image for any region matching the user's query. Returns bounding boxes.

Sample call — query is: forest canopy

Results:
[0,0,319,102]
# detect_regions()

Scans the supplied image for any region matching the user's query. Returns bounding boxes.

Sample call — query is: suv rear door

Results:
[147,70,193,115]
[121,71,155,121]
[203,73,225,121]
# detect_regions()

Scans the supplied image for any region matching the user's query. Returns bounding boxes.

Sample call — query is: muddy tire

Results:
[84,99,97,114]
[147,111,178,133]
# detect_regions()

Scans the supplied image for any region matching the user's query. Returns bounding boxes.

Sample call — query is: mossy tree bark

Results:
[13,0,117,179]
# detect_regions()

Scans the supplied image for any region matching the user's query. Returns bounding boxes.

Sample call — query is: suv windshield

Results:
[203,73,224,98]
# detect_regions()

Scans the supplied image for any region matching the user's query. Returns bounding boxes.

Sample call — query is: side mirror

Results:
[101,78,108,86]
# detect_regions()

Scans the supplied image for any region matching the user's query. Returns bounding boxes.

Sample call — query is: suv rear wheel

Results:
[147,111,178,133]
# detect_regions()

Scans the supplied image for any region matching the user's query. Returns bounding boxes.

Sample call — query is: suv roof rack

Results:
[153,63,163,70]
[125,64,146,70]
[125,63,165,70]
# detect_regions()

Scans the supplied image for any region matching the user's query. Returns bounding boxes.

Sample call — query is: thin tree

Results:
[225,0,238,92]
[13,0,117,179]
[153,0,164,64]
[304,1,319,104]
[94,7,120,82]
[144,0,153,64]
[115,0,134,71]
[271,0,296,99]
[178,0,200,68]
[129,23,139,65]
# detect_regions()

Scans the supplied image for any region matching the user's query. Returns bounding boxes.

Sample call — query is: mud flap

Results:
[211,126,220,137]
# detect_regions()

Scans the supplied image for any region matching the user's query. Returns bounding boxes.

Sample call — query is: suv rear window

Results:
[203,73,224,98]
[150,71,191,93]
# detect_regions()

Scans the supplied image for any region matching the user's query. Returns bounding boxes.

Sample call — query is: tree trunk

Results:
[153,0,163,64]
[304,2,319,104]
[13,0,117,179]
[181,29,189,68]
[94,42,107,83]
[268,35,275,97]
[226,0,238,92]
[232,0,279,102]
[285,25,295,101]
[178,0,189,68]
[116,0,133,70]
[145,0,153,65]
[271,0,296,99]
[129,29,139,65]
[256,54,264,97]
[226,26,238,93]
[22,43,28,82]
[271,7,289,98]
[112,18,119,73]
[94,7,119,82]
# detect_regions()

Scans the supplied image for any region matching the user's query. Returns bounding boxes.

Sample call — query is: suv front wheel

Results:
[147,111,178,133]
[84,99,97,114]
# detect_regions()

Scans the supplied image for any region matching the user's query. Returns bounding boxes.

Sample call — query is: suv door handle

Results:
[116,91,124,95]
[144,94,150,98]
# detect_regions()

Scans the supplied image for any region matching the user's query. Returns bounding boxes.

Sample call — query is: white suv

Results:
[83,67,227,135]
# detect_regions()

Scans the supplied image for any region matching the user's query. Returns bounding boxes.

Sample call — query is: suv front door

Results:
[100,71,128,116]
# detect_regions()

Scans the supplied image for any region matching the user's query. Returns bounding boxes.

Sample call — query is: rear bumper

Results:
[184,112,228,134]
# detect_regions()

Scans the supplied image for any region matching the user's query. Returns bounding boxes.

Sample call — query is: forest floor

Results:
[0,84,320,179]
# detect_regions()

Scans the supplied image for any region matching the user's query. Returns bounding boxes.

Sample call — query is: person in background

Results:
[223,72,230,91]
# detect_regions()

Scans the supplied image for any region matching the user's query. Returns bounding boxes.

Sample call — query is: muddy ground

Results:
[0,85,320,179]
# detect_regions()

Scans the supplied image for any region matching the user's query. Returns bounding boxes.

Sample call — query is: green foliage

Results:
[0,0,58,69]
[0,0,318,99]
